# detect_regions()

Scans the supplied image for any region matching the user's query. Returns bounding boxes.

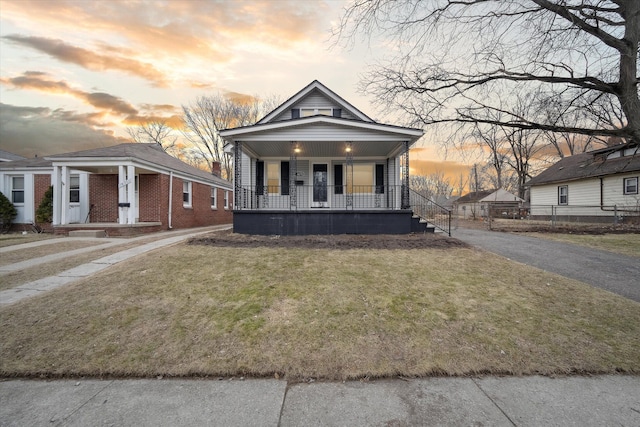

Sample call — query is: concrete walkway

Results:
[453,227,640,302]
[1,375,639,426]
[0,225,231,306]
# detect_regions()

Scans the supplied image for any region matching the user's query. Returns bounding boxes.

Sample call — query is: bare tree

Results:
[182,93,280,180]
[127,120,178,152]
[335,0,640,143]
[411,171,454,200]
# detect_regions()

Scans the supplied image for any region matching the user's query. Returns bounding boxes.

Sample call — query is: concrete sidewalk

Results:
[0,225,231,306]
[1,375,638,426]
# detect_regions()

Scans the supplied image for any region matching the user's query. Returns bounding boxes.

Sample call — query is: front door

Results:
[312,164,328,208]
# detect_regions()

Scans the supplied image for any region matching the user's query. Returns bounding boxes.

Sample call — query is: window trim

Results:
[623,177,638,195]
[183,180,192,207]
[211,186,217,209]
[69,175,80,204]
[11,176,25,205]
[224,190,229,209]
[558,185,568,205]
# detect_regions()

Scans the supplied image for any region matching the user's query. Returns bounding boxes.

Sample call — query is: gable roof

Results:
[478,188,524,203]
[0,149,26,162]
[257,80,373,124]
[526,143,640,187]
[45,143,232,188]
[0,156,53,170]
[455,190,495,203]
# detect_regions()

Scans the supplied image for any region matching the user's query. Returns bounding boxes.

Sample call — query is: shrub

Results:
[36,185,54,223]
[0,192,18,233]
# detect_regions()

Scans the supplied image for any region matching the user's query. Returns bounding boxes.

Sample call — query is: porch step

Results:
[410,215,435,233]
[68,230,107,238]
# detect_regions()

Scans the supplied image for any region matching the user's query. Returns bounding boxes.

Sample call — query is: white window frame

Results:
[183,181,192,207]
[300,108,333,117]
[69,175,80,203]
[558,185,568,205]
[224,190,229,209]
[11,175,25,205]
[623,177,638,195]
[211,186,217,209]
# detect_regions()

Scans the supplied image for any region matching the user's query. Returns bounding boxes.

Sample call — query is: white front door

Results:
[67,175,81,223]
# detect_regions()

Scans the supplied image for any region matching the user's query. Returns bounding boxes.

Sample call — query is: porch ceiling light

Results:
[294,146,301,154]
[345,142,352,153]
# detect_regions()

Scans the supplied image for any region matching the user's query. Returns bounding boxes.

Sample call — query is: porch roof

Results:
[220,115,423,158]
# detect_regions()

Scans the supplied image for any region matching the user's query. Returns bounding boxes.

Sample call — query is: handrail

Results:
[409,189,452,236]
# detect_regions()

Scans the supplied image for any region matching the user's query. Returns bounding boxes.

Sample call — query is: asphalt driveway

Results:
[453,228,640,302]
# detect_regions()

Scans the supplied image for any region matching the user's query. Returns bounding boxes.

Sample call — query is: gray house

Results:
[220,80,445,235]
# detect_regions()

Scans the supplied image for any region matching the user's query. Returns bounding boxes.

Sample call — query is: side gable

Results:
[258,80,373,124]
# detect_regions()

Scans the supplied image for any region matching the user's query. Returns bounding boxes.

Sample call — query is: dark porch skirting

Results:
[233,210,415,235]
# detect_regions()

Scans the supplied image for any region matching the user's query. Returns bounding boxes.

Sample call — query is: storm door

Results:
[312,164,328,207]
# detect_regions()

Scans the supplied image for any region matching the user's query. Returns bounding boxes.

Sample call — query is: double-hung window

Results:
[69,176,80,203]
[558,185,568,205]
[11,176,25,204]
[183,181,192,207]
[624,177,638,195]
[211,187,217,208]
[224,190,229,209]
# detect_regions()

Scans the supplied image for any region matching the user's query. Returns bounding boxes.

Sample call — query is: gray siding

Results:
[272,90,358,121]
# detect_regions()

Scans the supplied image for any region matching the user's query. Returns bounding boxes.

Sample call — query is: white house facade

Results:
[526,143,640,221]
[219,80,448,235]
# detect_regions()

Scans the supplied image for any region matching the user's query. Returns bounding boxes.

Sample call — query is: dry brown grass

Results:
[0,233,59,248]
[526,233,640,258]
[0,241,104,266]
[1,243,638,380]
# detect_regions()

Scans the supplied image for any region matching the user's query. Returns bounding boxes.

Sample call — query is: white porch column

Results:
[60,166,70,225]
[118,165,127,224]
[127,165,136,224]
[52,166,62,225]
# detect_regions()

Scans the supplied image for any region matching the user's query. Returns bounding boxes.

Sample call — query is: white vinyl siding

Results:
[272,91,358,121]
[530,173,640,216]
[233,123,412,143]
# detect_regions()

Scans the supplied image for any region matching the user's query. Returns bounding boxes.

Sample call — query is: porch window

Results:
[558,185,568,205]
[624,177,638,195]
[211,187,217,208]
[69,175,80,203]
[267,161,280,194]
[183,181,192,207]
[263,161,289,195]
[347,164,375,194]
[11,176,24,204]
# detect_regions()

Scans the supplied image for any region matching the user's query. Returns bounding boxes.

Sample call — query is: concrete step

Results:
[68,230,107,238]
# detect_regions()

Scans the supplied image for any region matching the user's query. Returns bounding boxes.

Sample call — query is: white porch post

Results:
[127,165,136,224]
[118,165,127,224]
[52,166,62,225]
[60,166,70,225]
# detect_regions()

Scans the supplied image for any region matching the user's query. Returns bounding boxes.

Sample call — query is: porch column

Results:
[233,141,242,210]
[346,141,353,209]
[127,165,136,224]
[52,165,62,225]
[290,141,298,210]
[118,165,127,224]
[401,141,410,209]
[60,166,70,225]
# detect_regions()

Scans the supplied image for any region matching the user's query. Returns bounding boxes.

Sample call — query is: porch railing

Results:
[234,185,401,211]
[409,188,452,236]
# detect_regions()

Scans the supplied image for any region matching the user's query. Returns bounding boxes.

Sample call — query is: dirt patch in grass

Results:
[1,239,638,381]
[189,230,468,250]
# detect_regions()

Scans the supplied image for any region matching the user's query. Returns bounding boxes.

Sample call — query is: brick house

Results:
[0,143,233,235]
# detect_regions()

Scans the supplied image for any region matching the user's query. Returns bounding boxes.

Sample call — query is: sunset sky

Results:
[0,0,472,182]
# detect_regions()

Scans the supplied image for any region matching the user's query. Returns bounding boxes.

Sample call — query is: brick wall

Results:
[34,174,53,231]
[169,177,232,229]
[139,174,162,222]
[89,175,119,222]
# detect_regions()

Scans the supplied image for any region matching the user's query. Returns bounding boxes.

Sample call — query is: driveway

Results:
[453,228,640,303]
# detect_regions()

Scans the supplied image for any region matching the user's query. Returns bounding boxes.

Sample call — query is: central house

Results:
[220,80,426,235]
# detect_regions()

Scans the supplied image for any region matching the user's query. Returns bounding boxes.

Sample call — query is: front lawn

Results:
[1,240,638,380]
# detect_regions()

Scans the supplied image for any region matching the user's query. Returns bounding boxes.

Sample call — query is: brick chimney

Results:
[212,161,222,177]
